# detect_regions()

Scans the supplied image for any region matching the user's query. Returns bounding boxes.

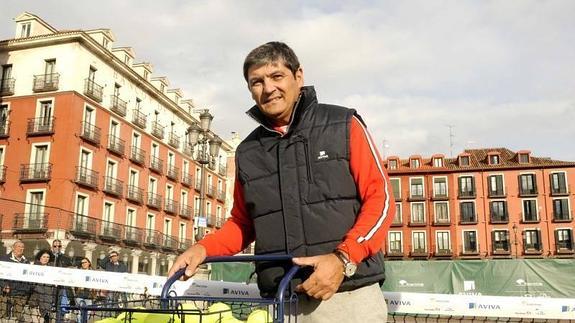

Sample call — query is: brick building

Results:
[0,13,232,275]
[385,148,574,260]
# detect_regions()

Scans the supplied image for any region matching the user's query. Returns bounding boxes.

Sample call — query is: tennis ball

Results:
[204,302,232,323]
[94,318,121,323]
[246,309,272,323]
[219,316,245,323]
[179,302,201,323]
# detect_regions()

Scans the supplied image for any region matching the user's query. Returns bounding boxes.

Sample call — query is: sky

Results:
[1,0,574,160]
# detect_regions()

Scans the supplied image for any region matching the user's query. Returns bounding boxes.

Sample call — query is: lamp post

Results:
[187,109,222,242]
[512,223,518,259]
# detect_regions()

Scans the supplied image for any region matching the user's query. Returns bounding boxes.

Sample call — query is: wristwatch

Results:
[334,250,357,278]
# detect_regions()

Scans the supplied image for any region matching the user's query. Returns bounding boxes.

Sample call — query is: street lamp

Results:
[512,223,518,259]
[187,109,222,242]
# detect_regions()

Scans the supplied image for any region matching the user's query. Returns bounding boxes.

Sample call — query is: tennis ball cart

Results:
[68,255,300,323]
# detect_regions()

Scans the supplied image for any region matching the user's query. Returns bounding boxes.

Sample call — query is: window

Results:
[555,229,573,251]
[126,208,136,227]
[459,155,470,167]
[410,178,424,198]
[388,159,398,170]
[552,199,570,221]
[181,190,188,207]
[519,174,537,195]
[410,158,420,169]
[32,145,49,176]
[390,178,401,199]
[75,194,88,216]
[129,169,138,187]
[26,191,45,225]
[492,230,510,252]
[102,38,109,49]
[146,214,155,232]
[143,70,149,80]
[37,100,53,129]
[463,231,478,253]
[1,65,13,92]
[488,175,504,197]
[148,177,157,194]
[44,59,56,78]
[490,201,508,222]
[168,151,175,167]
[20,22,31,37]
[106,160,117,178]
[412,232,426,252]
[79,149,91,170]
[388,232,402,253]
[460,202,476,223]
[436,231,451,252]
[458,176,475,197]
[434,202,449,223]
[124,55,131,65]
[393,203,402,225]
[103,202,114,222]
[164,219,172,236]
[410,202,425,224]
[194,196,201,216]
[166,184,174,200]
[433,177,447,197]
[522,200,538,222]
[489,154,500,165]
[132,132,141,149]
[433,157,444,168]
[524,230,541,251]
[550,172,567,195]
[88,66,96,82]
[151,142,159,158]
[0,104,8,128]
[518,153,530,164]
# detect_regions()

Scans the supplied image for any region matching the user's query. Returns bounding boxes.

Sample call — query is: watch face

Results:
[345,263,357,277]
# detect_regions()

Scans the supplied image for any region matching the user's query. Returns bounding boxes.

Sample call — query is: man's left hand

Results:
[292,253,345,300]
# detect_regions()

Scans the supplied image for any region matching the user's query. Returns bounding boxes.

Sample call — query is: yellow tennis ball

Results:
[94,318,121,323]
[247,309,272,323]
[179,302,201,323]
[219,316,245,323]
[204,302,232,323]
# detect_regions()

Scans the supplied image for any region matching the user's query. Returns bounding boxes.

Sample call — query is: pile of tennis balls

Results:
[94,302,273,323]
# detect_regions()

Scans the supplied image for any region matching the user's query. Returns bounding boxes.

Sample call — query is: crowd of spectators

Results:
[0,240,129,322]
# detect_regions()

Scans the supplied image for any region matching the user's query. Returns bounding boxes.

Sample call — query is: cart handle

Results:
[161,254,300,302]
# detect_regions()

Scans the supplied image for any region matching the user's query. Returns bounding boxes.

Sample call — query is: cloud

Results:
[1,0,574,160]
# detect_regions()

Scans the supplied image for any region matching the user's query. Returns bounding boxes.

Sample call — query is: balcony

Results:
[433,218,451,226]
[181,172,193,187]
[459,214,477,225]
[165,198,179,215]
[408,194,425,202]
[408,218,426,227]
[490,213,509,224]
[492,246,511,257]
[556,242,574,255]
[132,109,147,129]
[180,204,193,219]
[149,156,163,174]
[217,189,226,202]
[0,78,15,96]
[168,132,180,149]
[410,249,429,258]
[0,165,5,184]
[519,187,538,197]
[126,185,144,204]
[20,163,52,182]
[84,79,103,102]
[74,167,99,189]
[179,239,193,252]
[183,143,194,157]
[162,234,179,251]
[386,250,404,258]
[458,190,476,199]
[80,122,101,145]
[100,221,122,241]
[151,121,164,140]
[110,95,127,117]
[107,134,125,156]
[523,245,543,256]
[0,120,10,138]
[167,165,179,181]
[33,73,59,92]
[431,193,448,201]
[123,226,144,246]
[195,179,201,191]
[552,211,572,223]
[129,146,146,166]
[70,214,98,238]
[487,189,506,198]
[147,192,162,210]
[27,117,55,136]
[144,229,162,248]
[206,185,215,197]
[550,186,570,196]
[218,164,227,176]
[103,176,123,197]
[433,249,453,257]
[13,213,48,233]
[521,212,540,224]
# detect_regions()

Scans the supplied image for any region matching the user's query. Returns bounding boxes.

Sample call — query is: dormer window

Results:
[433,157,444,168]
[410,158,420,169]
[124,55,131,65]
[20,22,31,38]
[388,159,398,170]
[143,70,149,80]
[459,155,470,167]
[518,152,530,164]
[488,153,500,165]
[102,38,109,49]
[160,83,165,93]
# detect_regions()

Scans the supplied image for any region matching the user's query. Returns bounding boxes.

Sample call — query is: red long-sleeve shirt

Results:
[199,116,396,264]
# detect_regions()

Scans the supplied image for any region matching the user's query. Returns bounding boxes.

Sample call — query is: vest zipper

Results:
[302,137,314,184]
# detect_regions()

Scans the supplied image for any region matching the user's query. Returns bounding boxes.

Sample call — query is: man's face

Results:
[110,253,118,262]
[52,242,62,252]
[247,61,303,126]
[13,243,24,257]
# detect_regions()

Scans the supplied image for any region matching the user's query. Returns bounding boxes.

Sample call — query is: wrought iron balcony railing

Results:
[123,226,144,245]
[0,78,15,96]
[0,165,6,183]
[70,214,98,237]
[103,176,123,197]
[144,229,162,248]
[206,185,215,197]
[168,132,180,149]
[110,95,127,117]
[183,143,194,157]
[147,192,162,210]
[27,117,55,136]
[180,204,193,219]
[100,221,122,241]
[0,120,9,138]
[218,164,227,176]
[458,190,476,199]
[162,234,179,251]
[107,134,125,156]
[490,213,509,224]
[132,109,147,129]
[75,166,99,189]
[167,165,179,181]
[129,146,146,165]
[149,156,163,174]
[80,121,101,145]
[181,172,193,187]
[33,73,59,92]
[20,163,52,182]
[217,189,226,202]
[165,198,179,215]
[84,78,103,102]
[151,121,164,140]
[13,213,48,233]
[126,185,144,204]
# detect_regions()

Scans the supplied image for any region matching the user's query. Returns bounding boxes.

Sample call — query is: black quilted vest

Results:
[236,86,385,296]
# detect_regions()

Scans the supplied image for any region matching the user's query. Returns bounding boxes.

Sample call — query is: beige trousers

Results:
[293,283,388,323]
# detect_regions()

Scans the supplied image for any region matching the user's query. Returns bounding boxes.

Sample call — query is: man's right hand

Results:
[167,244,207,280]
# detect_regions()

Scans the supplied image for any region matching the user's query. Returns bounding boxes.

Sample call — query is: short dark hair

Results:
[243,41,300,81]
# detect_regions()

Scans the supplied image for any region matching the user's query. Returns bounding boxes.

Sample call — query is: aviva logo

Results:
[85,276,109,284]
[223,288,249,296]
[386,300,412,306]
[468,303,501,310]
[22,269,44,277]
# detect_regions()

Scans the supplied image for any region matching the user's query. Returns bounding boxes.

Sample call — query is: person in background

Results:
[169,41,394,322]
[29,249,56,322]
[50,239,74,322]
[74,257,95,323]
[51,239,72,268]
[0,240,32,322]
[99,251,128,305]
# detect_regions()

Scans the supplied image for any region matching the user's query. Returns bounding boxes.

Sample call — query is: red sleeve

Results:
[336,116,396,264]
[198,175,255,256]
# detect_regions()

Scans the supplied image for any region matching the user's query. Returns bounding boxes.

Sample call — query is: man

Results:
[100,251,128,305]
[169,42,395,322]
[51,239,72,268]
[0,240,31,322]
